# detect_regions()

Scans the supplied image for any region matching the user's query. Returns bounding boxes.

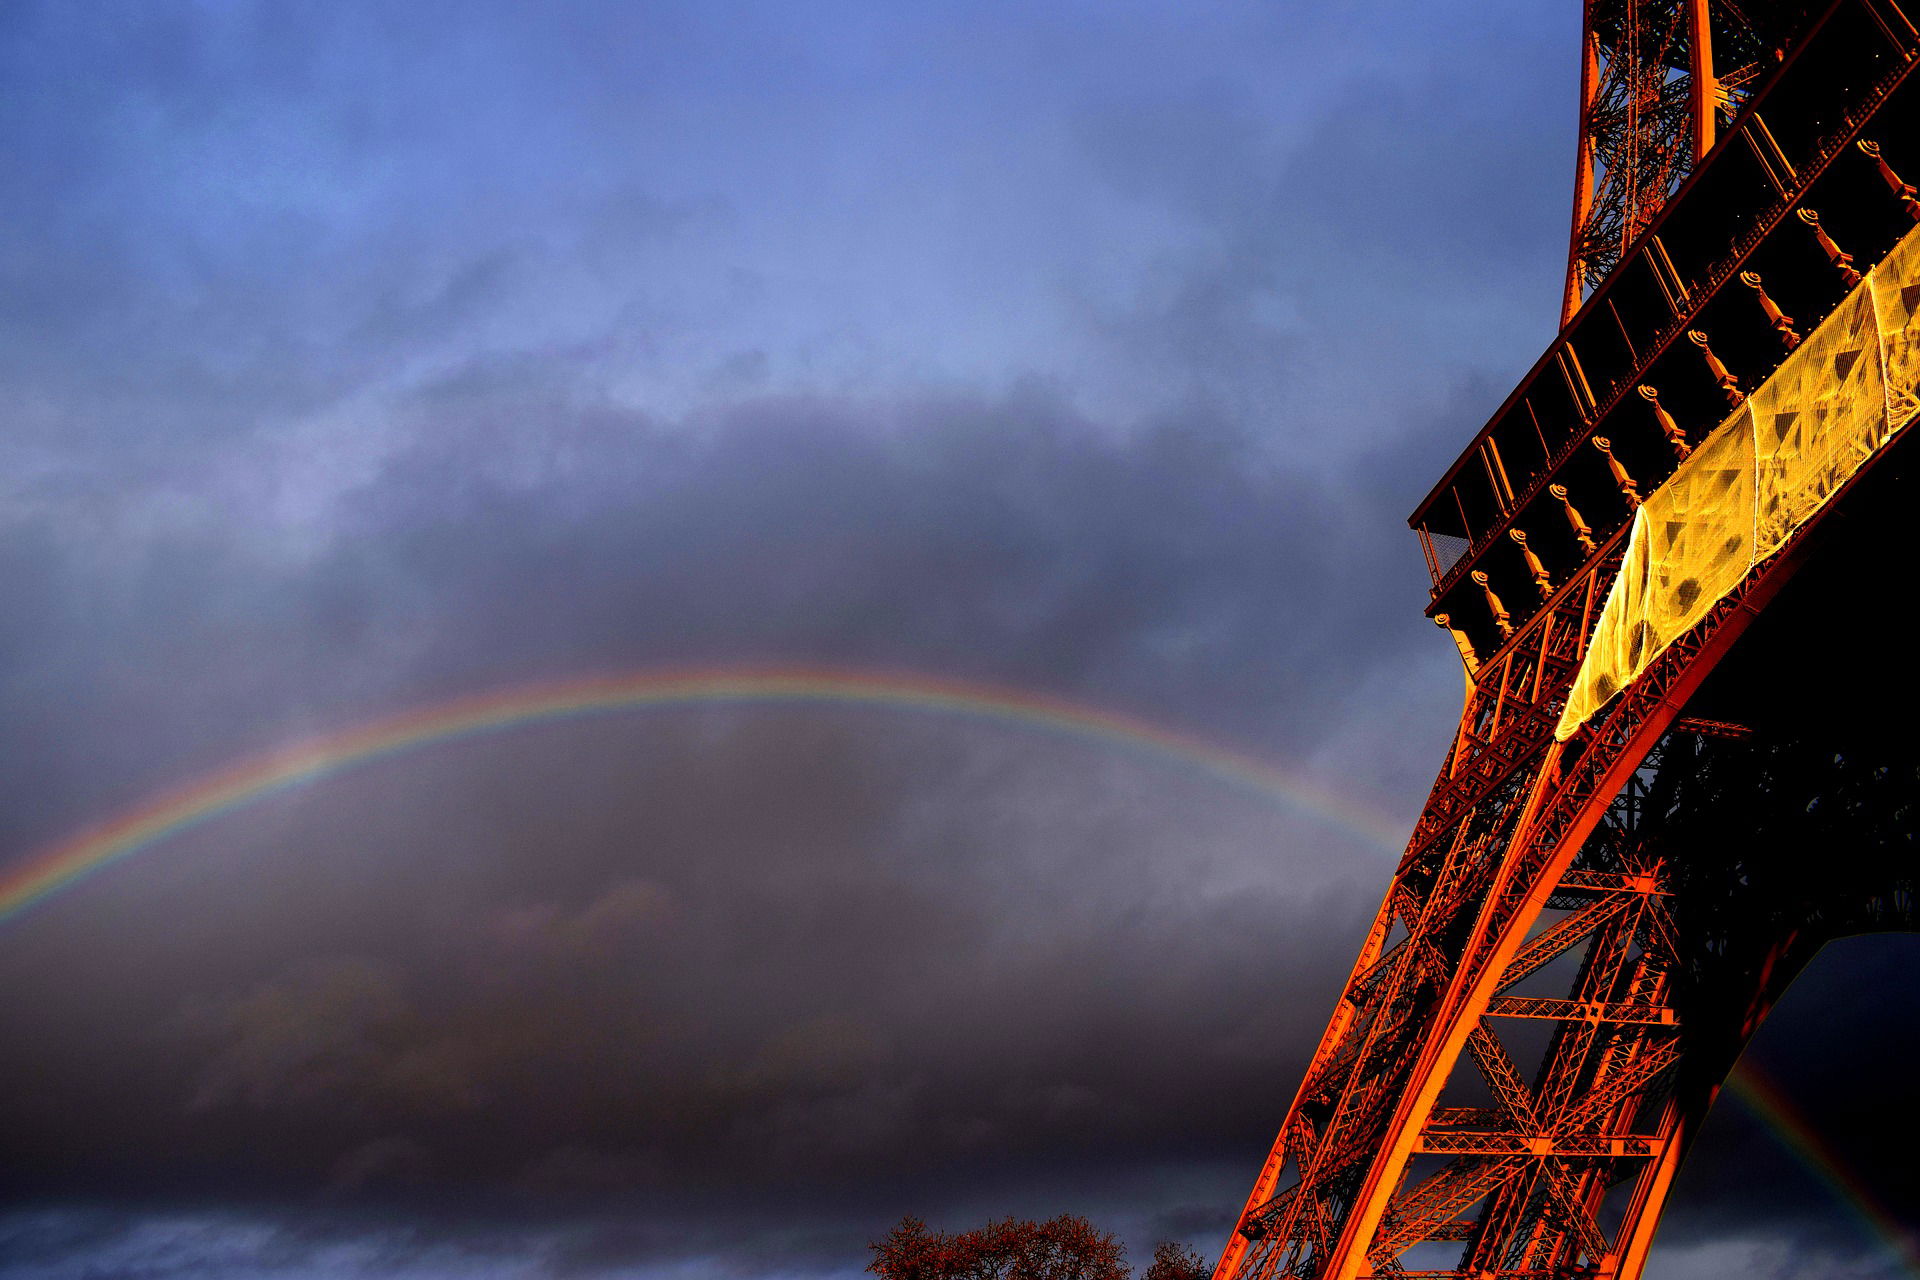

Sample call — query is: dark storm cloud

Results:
[1,376,1431,838]
[0,378,1415,1275]
[1644,935,1920,1276]
[0,697,1379,1271]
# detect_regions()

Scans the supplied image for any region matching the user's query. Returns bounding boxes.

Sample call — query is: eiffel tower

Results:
[1213,3,1919,1277]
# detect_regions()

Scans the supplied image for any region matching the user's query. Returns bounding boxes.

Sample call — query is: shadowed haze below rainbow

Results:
[1725,1062,1920,1279]
[1,664,1903,1276]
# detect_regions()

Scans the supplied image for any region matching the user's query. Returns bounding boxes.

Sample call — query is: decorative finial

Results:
[1636,385,1692,461]
[1858,139,1920,221]
[1434,613,1479,677]
[1688,330,1742,406]
[1549,483,1596,555]
[1741,271,1801,351]
[1796,208,1863,288]
[1471,570,1513,640]
[1592,436,1641,508]
[1510,528,1553,601]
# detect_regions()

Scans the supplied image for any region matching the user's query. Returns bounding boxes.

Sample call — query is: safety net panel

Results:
[1557,410,1754,733]
[1753,281,1886,557]
[1555,220,1920,740]
[1872,221,1920,426]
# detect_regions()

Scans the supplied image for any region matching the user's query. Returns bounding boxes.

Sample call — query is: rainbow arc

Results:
[0,665,1401,925]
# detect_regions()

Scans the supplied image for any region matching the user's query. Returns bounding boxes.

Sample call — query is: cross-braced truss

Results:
[1210,6,1920,1275]
[1216,453,1914,1280]
[1565,0,1818,323]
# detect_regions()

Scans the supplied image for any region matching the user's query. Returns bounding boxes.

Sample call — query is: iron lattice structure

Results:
[1566,0,1820,323]
[1215,2,1920,1277]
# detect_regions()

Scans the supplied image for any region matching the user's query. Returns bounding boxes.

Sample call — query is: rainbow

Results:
[0,665,1406,925]
[1727,1063,1920,1276]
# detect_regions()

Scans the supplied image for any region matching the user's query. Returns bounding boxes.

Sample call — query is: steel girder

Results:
[1210,8,1920,1276]
[1212,403,1916,1280]
[1564,0,1819,323]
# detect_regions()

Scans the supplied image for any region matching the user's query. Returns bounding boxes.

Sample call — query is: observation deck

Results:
[1412,0,1920,670]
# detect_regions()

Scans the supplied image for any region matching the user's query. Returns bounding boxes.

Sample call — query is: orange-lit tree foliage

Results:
[867,1214,1206,1280]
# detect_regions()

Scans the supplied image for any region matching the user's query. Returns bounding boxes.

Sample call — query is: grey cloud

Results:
[0,688,1375,1233]
[179,955,420,1113]
[2,376,1439,862]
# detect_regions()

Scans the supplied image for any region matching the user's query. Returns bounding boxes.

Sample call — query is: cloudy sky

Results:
[1,3,1914,1278]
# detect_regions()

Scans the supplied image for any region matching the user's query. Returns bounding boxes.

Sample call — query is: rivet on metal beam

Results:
[1434,613,1480,677]
[1592,436,1642,508]
[1858,139,1920,222]
[1471,570,1513,640]
[1636,385,1692,461]
[1740,271,1801,351]
[1549,483,1596,555]
[1510,528,1554,601]
[1795,208,1863,288]
[1687,329,1742,406]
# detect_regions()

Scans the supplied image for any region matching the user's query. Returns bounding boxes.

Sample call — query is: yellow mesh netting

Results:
[1641,407,1757,647]
[1561,508,1650,722]
[1872,221,1920,425]
[1753,281,1886,557]
[1557,410,1755,729]
[1555,222,1920,739]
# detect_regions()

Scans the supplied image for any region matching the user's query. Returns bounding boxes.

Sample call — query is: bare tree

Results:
[867,1213,1129,1280]
[1141,1240,1209,1280]
[867,1214,1207,1280]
